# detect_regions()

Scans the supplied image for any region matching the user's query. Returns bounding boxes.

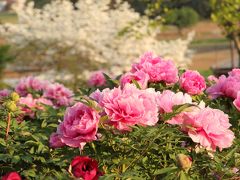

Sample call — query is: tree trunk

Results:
[232,35,240,67]
[230,40,234,68]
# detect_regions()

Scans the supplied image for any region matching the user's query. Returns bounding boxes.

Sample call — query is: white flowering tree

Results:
[0,0,194,80]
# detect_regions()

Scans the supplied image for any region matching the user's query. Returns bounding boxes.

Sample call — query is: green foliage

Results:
[211,0,240,37]
[127,0,211,19]
[164,7,199,29]
[0,105,77,179]
[0,45,14,78]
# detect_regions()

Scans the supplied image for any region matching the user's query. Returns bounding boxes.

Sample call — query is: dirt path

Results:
[190,48,238,70]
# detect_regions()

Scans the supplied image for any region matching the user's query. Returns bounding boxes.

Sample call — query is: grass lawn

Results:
[191,38,229,46]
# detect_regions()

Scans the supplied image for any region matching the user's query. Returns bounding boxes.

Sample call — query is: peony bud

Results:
[10,92,20,102]
[5,101,18,112]
[176,154,192,171]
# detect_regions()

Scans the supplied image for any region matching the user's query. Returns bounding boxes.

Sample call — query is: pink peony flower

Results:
[18,94,53,118]
[221,75,240,99]
[43,83,74,107]
[206,75,226,99]
[49,133,65,148]
[131,52,178,84]
[88,71,106,87]
[0,89,10,98]
[207,75,218,83]
[169,107,234,151]
[207,69,240,99]
[36,97,53,108]
[18,94,38,118]
[158,90,192,113]
[233,92,240,111]
[228,68,240,77]
[179,70,206,95]
[120,71,149,89]
[90,89,105,104]
[57,102,100,149]
[101,84,159,131]
[15,76,49,96]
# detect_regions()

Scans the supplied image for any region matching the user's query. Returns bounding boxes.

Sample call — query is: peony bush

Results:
[0,52,240,179]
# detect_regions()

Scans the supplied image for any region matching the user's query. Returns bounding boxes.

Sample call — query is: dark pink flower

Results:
[71,156,103,180]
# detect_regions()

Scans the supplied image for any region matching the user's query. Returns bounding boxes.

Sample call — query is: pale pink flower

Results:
[120,71,149,89]
[0,89,10,99]
[15,76,49,96]
[18,94,37,118]
[88,71,106,87]
[233,92,240,111]
[207,75,218,83]
[169,107,234,151]
[101,84,159,131]
[57,102,100,149]
[158,90,192,113]
[36,97,53,107]
[179,70,206,95]
[207,69,240,99]
[49,133,65,148]
[43,83,74,107]
[167,101,206,125]
[131,52,178,84]
[90,89,104,104]
[18,94,53,118]
[206,75,226,99]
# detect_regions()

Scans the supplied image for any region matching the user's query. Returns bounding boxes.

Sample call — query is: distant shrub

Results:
[164,7,199,30]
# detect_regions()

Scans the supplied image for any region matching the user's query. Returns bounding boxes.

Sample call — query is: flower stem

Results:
[5,113,11,140]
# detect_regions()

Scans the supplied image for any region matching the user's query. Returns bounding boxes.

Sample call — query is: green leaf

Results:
[22,169,36,177]
[153,167,178,175]
[0,154,11,162]
[132,79,141,89]
[21,155,33,163]
[0,138,6,146]
[103,73,119,88]
[12,155,20,163]
[41,120,47,128]
[179,171,190,180]
[100,174,118,180]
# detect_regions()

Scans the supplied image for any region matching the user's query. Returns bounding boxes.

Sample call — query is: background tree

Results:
[211,0,240,66]
[164,7,199,34]
[0,45,13,79]
[127,0,211,19]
